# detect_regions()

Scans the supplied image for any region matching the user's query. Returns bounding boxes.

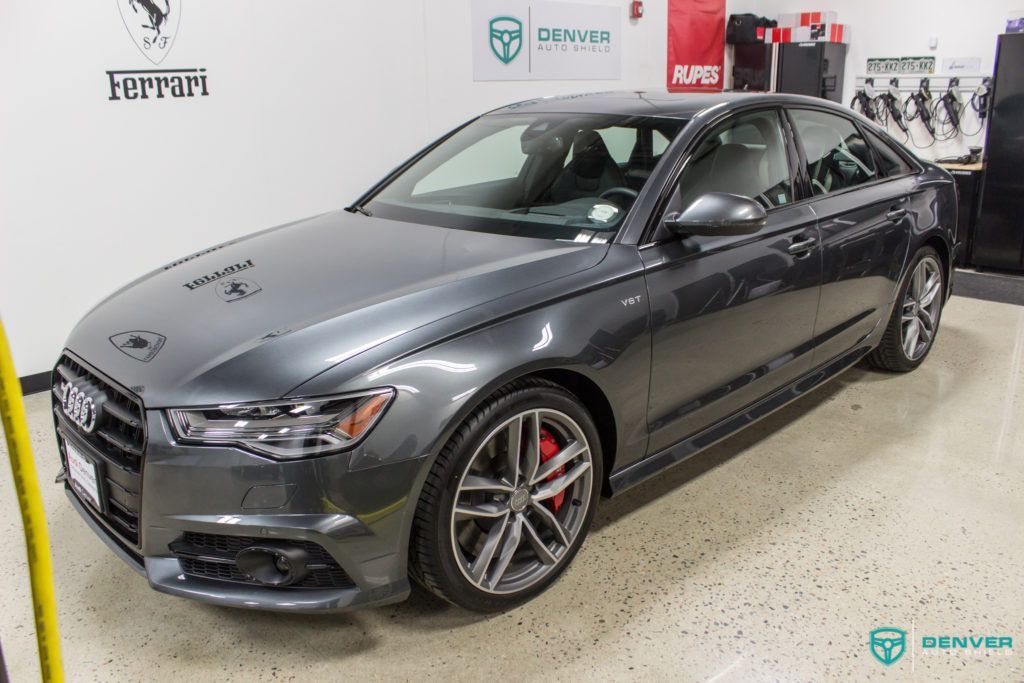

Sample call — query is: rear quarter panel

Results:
[908,164,959,284]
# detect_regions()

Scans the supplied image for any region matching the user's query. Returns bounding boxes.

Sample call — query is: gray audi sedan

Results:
[53,91,957,612]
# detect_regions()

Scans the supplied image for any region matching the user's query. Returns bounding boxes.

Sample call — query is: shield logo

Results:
[117,0,181,65]
[110,331,167,362]
[870,628,907,666]
[489,16,523,65]
[217,277,262,303]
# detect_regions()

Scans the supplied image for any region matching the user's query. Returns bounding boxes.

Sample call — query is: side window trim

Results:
[780,107,813,203]
[785,107,821,201]
[755,107,801,210]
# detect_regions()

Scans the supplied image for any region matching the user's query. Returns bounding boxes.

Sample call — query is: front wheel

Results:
[409,379,602,612]
[868,246,944,372]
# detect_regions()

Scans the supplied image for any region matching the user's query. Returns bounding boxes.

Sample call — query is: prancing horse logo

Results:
[131,0,170,36]
[217,277,262,303]
[117,0,181,65]
[110,331,167,362]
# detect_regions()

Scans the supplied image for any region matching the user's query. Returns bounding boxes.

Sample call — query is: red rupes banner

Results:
[666,0,725,91]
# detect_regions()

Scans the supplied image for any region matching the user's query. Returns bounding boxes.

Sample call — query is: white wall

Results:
[733,0,1021,159]
[1,0,1016,378]
[0,0,673,378]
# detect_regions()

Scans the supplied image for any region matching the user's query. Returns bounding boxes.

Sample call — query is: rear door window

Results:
[790,109,878,196]
[863,128,914,177]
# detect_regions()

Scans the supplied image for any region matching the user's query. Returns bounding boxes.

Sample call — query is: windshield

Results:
[366,113,685,241]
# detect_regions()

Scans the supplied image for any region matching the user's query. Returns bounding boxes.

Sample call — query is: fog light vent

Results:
[235,543,311,586]
[170,532,355,589]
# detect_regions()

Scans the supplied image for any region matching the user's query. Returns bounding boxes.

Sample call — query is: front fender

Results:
[288,245,652,577]
[291,245,652,476]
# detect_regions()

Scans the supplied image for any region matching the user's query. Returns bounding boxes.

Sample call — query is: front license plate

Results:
[66,441,101,510]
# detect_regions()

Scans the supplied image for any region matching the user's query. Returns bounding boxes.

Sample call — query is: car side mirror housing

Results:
[663,192,767,237]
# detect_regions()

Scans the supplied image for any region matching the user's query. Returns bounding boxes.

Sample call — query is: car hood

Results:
[65,210,607,407]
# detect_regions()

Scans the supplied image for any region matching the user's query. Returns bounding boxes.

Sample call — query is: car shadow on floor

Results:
[590,330,975,535]
[591,376,849,533]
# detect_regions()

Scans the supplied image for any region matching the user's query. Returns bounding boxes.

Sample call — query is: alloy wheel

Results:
[901,255,942,361]
[449,409,594,595]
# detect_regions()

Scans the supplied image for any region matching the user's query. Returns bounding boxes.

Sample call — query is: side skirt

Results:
[608,345,872,495]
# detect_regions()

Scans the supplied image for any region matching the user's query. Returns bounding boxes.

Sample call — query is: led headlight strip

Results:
[167,389,394,459]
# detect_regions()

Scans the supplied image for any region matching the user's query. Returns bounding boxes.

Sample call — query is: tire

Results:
[409,378,603,612]
[868,246,945,372]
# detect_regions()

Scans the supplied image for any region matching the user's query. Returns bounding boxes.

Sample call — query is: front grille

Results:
[171,532,355,589]
[52,353,146,546]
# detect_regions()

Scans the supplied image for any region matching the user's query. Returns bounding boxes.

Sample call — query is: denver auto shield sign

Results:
[473,0,622,81]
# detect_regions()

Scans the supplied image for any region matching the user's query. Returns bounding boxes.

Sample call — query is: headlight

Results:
[167,389,394,459]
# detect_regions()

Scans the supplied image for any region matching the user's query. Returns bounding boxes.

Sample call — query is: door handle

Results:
[787,237,817,255]
[886,208,908,222]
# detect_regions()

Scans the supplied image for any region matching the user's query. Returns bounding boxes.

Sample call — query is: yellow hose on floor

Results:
[0,318,64,683]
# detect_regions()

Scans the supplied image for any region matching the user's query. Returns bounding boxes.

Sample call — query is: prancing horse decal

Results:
[110,331,167,362]
[117,0,181,65]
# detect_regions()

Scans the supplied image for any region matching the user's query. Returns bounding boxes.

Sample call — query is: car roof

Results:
[486,89,844,120]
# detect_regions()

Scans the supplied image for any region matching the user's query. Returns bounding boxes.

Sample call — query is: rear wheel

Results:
[869,246,944,372]
[409,379,602,612]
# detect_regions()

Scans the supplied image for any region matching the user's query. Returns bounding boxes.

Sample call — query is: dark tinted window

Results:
[790,109,878,195]
[863,128,914,177]
[676,109,794,210]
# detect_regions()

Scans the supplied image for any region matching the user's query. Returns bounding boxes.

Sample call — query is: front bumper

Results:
[58,405,428,612]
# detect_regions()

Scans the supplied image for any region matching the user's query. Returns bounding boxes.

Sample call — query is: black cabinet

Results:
[939,165,983,266]
[974,33,1024,271]
[732,43,773,91]
[776,42,846,103]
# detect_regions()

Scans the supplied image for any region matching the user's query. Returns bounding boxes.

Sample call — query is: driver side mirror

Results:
[663,192,767,237]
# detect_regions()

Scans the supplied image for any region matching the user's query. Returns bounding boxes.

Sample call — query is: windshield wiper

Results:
[347,204,372,217]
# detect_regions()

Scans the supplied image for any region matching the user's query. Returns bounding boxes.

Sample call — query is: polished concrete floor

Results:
[2,295,1023,682]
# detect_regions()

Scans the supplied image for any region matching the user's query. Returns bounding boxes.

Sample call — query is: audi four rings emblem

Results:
[61,382,104,433]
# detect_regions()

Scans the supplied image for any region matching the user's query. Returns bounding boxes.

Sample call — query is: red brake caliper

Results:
[538,427,566,513]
